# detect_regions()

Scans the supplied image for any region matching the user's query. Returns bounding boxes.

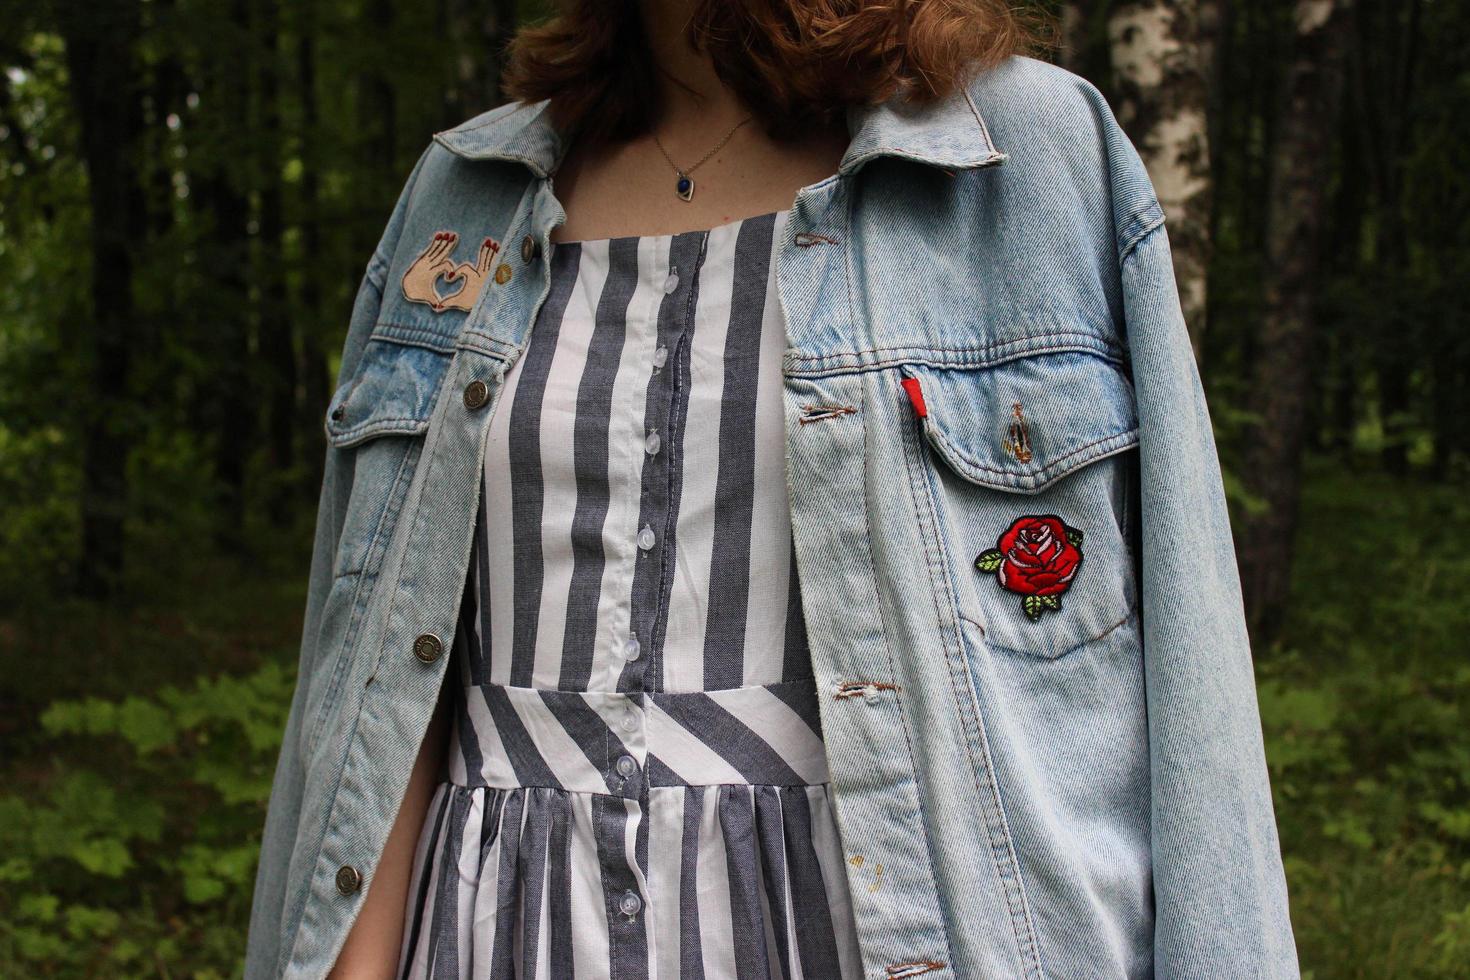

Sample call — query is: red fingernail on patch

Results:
[900,377,928,419]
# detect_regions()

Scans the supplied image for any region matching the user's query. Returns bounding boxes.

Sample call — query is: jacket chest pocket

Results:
[900,349,1141,660]
[303,333,454,758]
[323,335,452,579]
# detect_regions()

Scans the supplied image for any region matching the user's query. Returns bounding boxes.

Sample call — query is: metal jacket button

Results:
[413,633,444,664]
[335,865,363,895]
[463,379,490,410]
[521,234,540,263]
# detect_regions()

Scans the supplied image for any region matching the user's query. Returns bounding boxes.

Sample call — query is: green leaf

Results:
[1065,526,1084,547]
[1023,595,1044,620]
[974,549,1004,573]
[1042,594,1061,610]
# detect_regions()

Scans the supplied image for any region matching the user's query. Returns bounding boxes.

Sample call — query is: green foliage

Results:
[1259,462,1470,977]
[0,661,294,977]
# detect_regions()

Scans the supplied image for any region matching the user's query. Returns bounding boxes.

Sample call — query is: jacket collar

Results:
[431,82,1006,179]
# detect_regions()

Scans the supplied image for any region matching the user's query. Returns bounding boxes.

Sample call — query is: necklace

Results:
[651,114,753,202]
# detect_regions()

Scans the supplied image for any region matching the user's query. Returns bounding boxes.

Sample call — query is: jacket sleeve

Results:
[1120,216,1300,978]
[243,145,432,980]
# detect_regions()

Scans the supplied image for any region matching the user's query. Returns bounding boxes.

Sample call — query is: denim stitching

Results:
[925,426,1139,491]
[1119,209,1167,263]
[961,85,1003,160]
[786,336,1127,379]
[326,418,432,447]
[368,323,460,353]
[900,398,1045,978]
[788,332,1124,365]
[304,439,422,758]
[980,600,1140,662]
[282,436,425,972]
[853,377,959,975]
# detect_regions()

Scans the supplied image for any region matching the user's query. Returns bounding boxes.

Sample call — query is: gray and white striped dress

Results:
[397,208,864,979]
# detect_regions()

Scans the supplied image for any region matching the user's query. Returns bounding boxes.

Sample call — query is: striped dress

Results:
[397,208,864,979]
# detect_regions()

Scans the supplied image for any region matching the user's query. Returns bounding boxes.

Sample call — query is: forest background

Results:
[1,0,1467,976]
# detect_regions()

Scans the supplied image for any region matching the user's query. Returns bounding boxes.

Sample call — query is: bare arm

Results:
[327,686,449,979]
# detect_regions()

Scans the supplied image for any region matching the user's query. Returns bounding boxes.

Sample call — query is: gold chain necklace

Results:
[651,115,753,202]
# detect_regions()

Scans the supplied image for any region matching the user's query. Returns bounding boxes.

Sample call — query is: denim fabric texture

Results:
[244,55,1299,979]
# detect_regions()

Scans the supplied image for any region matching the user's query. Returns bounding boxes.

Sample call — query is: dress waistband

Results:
[447,678,829,798]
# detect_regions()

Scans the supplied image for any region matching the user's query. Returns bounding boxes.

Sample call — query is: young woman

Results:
[245,2,1300,978]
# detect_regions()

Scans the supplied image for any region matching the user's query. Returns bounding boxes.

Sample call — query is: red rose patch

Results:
[974,515,1084,621]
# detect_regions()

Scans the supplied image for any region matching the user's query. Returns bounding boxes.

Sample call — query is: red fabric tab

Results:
[900,377,928,419]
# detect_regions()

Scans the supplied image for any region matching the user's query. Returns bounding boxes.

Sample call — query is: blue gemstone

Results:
[677,177,691,192]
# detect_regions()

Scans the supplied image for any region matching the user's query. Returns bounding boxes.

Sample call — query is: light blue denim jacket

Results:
[245,55,1298,980]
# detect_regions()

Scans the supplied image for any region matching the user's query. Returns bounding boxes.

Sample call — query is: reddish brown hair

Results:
[502,0,1047,145]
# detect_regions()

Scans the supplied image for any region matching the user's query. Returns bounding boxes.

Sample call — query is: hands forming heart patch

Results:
[402,231,509,313]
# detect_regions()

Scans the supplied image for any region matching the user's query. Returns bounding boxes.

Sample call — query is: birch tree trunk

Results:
[1107,0,1215,356]
[1238,0,1353,643]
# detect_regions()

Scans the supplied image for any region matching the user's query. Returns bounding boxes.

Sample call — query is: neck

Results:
[638,0,750,134]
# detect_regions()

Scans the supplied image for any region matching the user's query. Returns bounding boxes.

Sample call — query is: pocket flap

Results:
[899,350,1139,493]
[324,337,452,448]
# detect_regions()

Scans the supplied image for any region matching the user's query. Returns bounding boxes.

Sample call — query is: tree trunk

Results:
[442,0,517,125]
[196,0,256,551]
[296,0,329,500]
[1107,0,1215,358]
[1057,2,1114,84]
[59,0,145,600]
[257,0,297,525]
[1351,0,1424,477]
[1238,0,1353,644]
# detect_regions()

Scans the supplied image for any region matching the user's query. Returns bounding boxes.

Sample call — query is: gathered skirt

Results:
[396,681,865,980]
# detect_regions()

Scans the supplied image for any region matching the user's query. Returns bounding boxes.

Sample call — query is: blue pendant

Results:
[676,173,694,202]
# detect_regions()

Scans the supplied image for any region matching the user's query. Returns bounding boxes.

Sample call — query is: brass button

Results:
[494,262,512,285]
[463,380,490,410]
[520,234,540,263]
[335,865,362,895]
[413,632,443,664]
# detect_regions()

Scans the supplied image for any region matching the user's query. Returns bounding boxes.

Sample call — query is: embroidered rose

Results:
[974,515,1084,620]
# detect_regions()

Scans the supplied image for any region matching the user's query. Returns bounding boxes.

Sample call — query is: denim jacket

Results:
[245,55,1298,979]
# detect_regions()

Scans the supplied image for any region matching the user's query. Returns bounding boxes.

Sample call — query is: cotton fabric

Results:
[396,208,863,979]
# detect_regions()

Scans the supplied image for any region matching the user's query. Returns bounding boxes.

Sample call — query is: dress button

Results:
[652,346,669,369]
[615,754,638,778]
[521,234,540,263]
[463,379,490,409]
[644,430,661,456]
[413,633,443,664]
[636,525,656,551]
[335,865,363,895]
[662,271,679,293]
[619,708,639,732]
[623,635,641,661]
[619,889,642,917]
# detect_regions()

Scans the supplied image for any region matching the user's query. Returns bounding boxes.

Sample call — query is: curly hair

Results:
[501,0,1048,144]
